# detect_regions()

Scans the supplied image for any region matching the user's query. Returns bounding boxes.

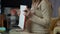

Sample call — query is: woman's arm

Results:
[30,9,50,25]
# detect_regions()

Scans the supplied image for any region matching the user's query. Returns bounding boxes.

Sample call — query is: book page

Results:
[18,5,27,30]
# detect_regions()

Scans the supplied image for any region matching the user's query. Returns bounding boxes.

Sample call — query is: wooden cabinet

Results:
[0,15,4,27]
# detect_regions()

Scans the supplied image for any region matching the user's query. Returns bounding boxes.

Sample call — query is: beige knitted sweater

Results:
[30,0,52,34]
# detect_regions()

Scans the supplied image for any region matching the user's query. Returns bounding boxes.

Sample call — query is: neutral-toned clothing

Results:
[30,0,52,34]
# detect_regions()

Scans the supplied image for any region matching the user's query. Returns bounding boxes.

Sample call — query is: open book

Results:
[18,5,27,30]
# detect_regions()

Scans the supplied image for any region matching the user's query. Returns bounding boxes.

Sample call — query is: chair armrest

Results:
[49,17,60,34]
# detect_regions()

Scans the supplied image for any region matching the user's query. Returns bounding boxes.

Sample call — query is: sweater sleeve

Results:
[30,9,50,26]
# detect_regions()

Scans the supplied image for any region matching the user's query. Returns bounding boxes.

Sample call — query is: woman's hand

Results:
[23,8,33,18]
[16,9,20,16]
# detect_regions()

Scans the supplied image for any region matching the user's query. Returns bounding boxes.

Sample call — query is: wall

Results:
[49,0,60,17]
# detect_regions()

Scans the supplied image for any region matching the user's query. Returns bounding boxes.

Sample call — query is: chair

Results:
[49,17,60,34]
[53,26,60,34]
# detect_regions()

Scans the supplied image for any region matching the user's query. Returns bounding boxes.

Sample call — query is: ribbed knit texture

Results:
[30,0,52,34]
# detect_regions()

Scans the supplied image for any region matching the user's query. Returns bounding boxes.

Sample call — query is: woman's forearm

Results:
[30,15,49,25]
